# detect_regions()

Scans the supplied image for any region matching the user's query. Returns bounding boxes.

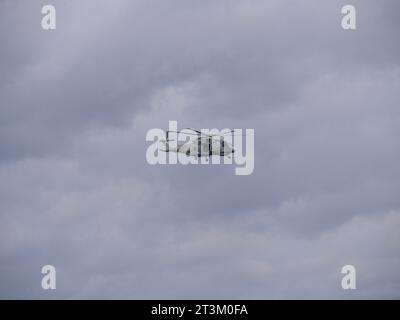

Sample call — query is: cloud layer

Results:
[1,0,400,298]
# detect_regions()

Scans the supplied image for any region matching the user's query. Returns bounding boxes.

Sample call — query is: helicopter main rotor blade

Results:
[183,128,210,136]
[167,130,201,137]
[167,129,248,138]
[184,128,236,137]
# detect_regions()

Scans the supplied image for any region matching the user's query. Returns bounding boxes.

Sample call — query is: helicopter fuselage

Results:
[164,138,234,158]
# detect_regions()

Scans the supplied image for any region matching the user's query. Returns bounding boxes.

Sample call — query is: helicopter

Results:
[159,128,237,161]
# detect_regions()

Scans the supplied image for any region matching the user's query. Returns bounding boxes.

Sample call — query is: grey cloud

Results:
[1,0,400,299]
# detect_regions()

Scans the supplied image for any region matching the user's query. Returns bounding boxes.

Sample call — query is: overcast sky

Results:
[1,0,400,299]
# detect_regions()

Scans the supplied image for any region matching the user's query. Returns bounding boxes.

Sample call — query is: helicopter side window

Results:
[219,139,225,155]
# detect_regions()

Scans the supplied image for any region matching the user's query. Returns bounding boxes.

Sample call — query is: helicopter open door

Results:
[189,143,199,158]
